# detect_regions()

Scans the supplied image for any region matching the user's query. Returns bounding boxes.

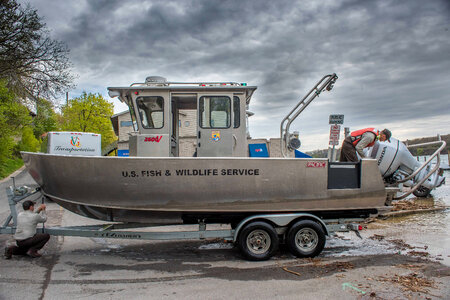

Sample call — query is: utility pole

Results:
[344,127,350,138]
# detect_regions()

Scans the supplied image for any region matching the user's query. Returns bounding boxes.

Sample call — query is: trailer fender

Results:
[233,213,329,242]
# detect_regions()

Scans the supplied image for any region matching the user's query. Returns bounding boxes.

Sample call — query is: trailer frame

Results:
[1,183,364,260]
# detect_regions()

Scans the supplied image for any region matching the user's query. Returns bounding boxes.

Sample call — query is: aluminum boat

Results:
[22,74,392,224]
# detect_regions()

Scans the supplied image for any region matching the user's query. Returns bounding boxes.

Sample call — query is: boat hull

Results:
[22,152,387,223]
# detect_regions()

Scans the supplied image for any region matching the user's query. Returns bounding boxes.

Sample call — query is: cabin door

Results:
[197,94,233,157]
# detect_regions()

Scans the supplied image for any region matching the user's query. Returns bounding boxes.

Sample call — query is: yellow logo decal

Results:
[212,131,220,142]
[70,136,80,147]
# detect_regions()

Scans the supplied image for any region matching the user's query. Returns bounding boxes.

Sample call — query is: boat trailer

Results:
[1,181,364,261]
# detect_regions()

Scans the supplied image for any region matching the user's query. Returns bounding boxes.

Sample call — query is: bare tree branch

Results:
[0,0,74,103]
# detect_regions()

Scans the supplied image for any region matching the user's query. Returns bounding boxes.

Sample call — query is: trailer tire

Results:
[238,221,279,261]
[413,186,431,198]
[287,220,325,258]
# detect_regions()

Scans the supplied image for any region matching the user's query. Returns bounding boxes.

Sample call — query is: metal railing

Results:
[393,140,446,200]
[280,73,338,157]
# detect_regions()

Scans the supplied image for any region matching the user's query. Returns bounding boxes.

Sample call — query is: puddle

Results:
[92,238,123,250]
[198,243,234,250]
[324,232,397,257]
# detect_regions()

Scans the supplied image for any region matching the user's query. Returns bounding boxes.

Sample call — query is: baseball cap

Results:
[381,129,391,142]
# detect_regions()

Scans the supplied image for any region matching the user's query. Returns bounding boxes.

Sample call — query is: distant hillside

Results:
[404,134,449,156]
[306,134,450,158]
[307,149,329,158]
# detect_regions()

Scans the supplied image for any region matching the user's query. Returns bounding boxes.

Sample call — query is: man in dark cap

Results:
[379,128,392,143]
[4,200,50,259]
[340,128,391,162]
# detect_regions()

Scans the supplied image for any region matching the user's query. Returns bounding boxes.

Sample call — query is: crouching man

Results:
[4,200,50,259]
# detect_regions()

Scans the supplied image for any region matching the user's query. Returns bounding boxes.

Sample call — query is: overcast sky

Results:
[23,0,450,151]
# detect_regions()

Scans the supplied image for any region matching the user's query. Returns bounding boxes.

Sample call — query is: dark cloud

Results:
[26,0,450,149]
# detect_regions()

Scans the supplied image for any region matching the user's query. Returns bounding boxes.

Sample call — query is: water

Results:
[393,162,450,265]
[325,154,450,265]
[416,153,449,168]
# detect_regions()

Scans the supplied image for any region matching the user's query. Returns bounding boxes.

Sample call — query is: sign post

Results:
[328,115,344,161]
[329,114,344,125]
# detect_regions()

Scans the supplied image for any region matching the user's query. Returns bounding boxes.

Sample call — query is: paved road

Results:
[0,170,449,300]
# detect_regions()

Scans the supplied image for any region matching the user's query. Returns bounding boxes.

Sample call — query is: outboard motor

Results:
[365,138,445,197]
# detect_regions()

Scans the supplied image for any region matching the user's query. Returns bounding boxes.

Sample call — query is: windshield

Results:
[199,96,231,128]
[136,96,164,129]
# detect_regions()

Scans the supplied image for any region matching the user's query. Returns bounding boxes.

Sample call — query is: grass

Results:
[0,157,24,180]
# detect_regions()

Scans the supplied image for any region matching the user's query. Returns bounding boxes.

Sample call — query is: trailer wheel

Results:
[287,220,325,258]
[238,221,279,261]
[413,186,431,198]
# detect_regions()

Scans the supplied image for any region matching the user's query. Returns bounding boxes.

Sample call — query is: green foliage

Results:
[0,0,71,176]
[416,148,424,156]
[17,127,40,153]
[60,92,116,149]
[0,135,15,165]
[0,157,23,180]
[33,98,59,138]
[0,80,31,163]
[307,149,328,158]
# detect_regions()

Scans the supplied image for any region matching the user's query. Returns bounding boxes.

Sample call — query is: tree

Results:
[60,92,116,149]
[0,0,74,102]
[0,80,31,163]
[416,147,424,157]
[16,126,40,153]
[33,98,59,138]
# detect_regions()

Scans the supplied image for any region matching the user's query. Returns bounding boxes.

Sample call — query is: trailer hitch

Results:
[347,223,363,239]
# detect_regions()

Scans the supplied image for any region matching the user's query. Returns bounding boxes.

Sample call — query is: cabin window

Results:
[233,96,240,128]
[199,96,231,128]
[125,96,138,131]
[136,96,164,129]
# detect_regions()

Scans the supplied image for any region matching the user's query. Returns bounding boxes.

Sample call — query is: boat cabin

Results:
[108,76,257,157]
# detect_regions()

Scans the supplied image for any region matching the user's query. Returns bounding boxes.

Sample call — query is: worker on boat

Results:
[339,128,391,162]
[4,200,50,259]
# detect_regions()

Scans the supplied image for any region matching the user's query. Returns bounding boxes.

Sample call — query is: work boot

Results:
[4,246,12,259]
[26,249,42,258]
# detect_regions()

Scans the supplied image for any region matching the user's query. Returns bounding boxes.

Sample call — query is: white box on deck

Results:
[47,132,101,156]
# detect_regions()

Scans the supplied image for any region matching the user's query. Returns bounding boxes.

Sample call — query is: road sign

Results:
[329,124,341,145]
[330,124,340,133]
[329,114,344,125]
